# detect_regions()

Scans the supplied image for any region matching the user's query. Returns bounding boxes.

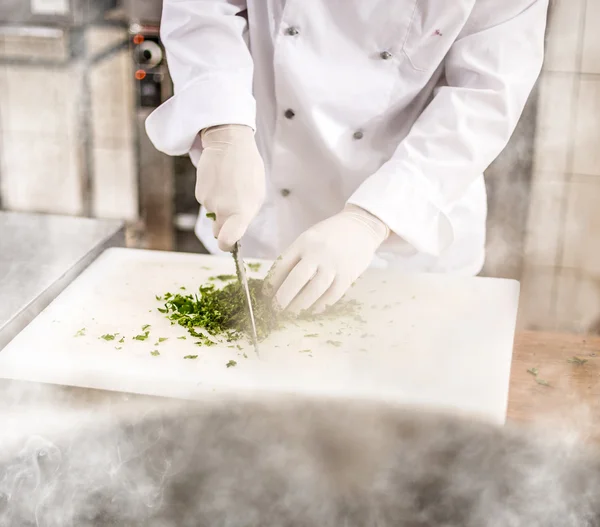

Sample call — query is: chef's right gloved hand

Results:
[195,124,265,252]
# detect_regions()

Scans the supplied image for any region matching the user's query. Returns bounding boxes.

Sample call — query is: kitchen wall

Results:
[0,24,137,221]
[519,0,600,334]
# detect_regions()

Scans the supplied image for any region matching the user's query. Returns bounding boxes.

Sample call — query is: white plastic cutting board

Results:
[0,248,520,424]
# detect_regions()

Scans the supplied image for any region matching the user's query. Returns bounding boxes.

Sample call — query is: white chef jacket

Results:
[146,0,548,274]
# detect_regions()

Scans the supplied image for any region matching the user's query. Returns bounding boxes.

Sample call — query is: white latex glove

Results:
[195,124,265,252]
[267,205,390,313]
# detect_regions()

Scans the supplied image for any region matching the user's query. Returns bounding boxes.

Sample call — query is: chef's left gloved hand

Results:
[267,205,390,313]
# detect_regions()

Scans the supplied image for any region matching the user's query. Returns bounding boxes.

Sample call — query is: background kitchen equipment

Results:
[0,0,135,220]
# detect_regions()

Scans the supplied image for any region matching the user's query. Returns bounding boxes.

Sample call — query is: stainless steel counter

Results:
[0,211,124,350]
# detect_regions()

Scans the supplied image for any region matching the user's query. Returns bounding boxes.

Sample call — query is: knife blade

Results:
[233,242,260,357]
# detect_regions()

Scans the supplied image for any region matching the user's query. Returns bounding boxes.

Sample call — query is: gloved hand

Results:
[195,124,265,252]
[267,205,390,312]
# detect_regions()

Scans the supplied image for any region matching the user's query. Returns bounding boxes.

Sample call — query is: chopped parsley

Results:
[226,360,237,368]
[177,336,187,340]
[326,340,342,347]
[74,328,86,337]
[141,324,151,331]
[527,368,539,376]
[208,274,237,282]
[157,252,361,344]
[567,356,588,366]
[184,355,198,360]
[99,333,118,341]
[247,262,262,272]
[195,334,216,347]
[206,212,216,221]
[304,333,319,338]
[150,350,160,356]
[133,331,150,341]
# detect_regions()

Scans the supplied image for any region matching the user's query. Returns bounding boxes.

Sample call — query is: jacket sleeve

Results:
[347,0,548,256]
[145,0,256,157]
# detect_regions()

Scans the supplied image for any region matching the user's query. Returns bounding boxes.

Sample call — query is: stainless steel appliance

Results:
[127,0,205,253]
[129,20,177,251]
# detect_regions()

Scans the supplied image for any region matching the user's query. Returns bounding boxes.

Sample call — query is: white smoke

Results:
[0,386,599,526]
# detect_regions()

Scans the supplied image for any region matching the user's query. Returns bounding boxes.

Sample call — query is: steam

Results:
[0,384,599,526]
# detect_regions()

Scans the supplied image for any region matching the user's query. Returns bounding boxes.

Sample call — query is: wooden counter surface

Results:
[508,331,600,436]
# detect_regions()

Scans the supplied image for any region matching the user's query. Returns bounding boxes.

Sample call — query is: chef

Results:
[146,0,548,313]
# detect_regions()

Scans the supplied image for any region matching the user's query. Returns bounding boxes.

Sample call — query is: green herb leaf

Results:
[247,262,261,272]
[243,353,248,358]
[527,367,539,376]
[74,328,86,337]
[226,360,237,368]
[177,336,186,340]
[535,378,551,387]
[208,274,237,282]
[567,356,588,366]
[99,333,118,341]
[157,337,168,343]
[184,355,198,360]
[206,212,216,221]
[326,340,342,347]
[150,350,160,356]
[115,346,123,350]
[133,331,150,341]
[304,333,319,338]
[155,295,162,301]
[141,324,151,331]
[299,349,312,353]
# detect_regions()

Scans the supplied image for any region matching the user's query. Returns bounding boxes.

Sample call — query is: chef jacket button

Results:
[353,130,364,140]
[280,189,291,197]
[284,109,295,119]
[285,26,299,36]
[379,50,393,60]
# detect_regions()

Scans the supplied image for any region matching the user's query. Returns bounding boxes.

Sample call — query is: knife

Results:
[233,242,260,357]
